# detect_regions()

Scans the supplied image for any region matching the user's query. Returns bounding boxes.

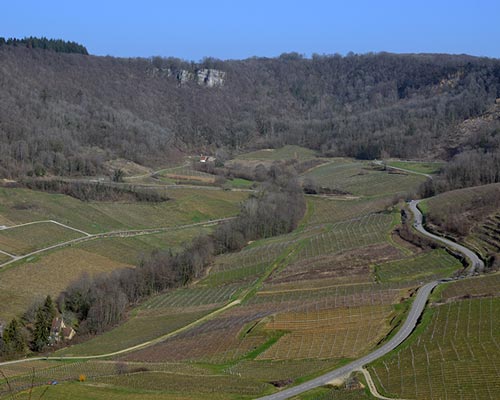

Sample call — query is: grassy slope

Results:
[0,222,84,255]
[386,160,444,174]
[302,159,426,197]
[236,145,317,161]
[0,187,247,233]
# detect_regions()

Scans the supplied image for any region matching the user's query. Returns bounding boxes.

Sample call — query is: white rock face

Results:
[150,65,226,87]
[177,69,194,85]
[196,69,226,87]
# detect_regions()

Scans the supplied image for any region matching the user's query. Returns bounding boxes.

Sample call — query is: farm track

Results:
[0,217,235,268]
[257,201,485,400]
[373,160,433,179]
[59,177,256,192]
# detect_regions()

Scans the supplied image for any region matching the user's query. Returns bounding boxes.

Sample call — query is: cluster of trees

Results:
[37,168,304,338]
[0,37,88,54]
[195,157,324,186]
[426,185,500,237]
[16,180,169,202]
[419,119,500,196]
[1,45,499,177]
[0,296,57,359]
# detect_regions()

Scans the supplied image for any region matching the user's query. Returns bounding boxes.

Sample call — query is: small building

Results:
[199,155,216,163]
[51,317,76,342]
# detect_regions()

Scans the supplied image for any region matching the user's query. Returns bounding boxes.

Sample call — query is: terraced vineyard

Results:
[369,276,500,400]
[421,183,500,260]
[467,212,500,258]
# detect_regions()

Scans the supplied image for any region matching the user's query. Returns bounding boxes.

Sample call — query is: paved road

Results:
[259,200,484,399]
[409,200,484,274]
[258,281,439,400]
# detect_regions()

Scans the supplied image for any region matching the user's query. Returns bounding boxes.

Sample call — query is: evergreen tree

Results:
[31,295,56,352]
[3,318,26,354]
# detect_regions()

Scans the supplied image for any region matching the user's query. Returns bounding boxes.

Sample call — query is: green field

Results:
[302,159,426,197]
[374,249,462,284]
[386,160,444,175]
[0,187,247,233]
[304,196,392,226]
[0,222,84,256]
[75,226,211,264]
[236,145,317,161]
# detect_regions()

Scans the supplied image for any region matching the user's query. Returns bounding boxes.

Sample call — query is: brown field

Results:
[165,173,216,183]
[0,248,132,319]
[258,304,394,360]
[267,243,403,288]
[120,306,271,363]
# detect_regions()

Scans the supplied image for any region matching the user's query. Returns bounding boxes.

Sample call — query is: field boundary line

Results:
[358,368,409,400]
[0,217,235,268]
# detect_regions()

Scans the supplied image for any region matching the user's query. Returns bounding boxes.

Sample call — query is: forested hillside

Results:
[1,44,500,177]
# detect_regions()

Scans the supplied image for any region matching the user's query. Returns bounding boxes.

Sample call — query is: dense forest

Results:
[1,42,500,178]
[0,37,88,54]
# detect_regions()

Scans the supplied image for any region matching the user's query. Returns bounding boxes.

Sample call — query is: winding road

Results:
[409,200,484,274]
[258,200,484,400]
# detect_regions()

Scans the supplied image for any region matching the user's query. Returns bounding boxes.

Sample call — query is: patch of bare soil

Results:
[165,174,215,183]
[104,158,152,176]
[270,243,403,284]
[391,231,423,254]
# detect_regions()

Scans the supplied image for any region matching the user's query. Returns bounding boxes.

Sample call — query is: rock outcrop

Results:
[150,66,225,87]
[195,68,226,87]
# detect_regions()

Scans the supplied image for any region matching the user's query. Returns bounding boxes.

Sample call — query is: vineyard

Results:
[1,149,480,399]
[369,296,500,400]
[374,249,463,284]
[304,196,392,226]
[259,304,394,360]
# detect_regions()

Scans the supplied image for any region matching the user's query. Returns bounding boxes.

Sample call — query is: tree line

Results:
[419,118,500,196]
[0,36,88,54]
[0,166,305,358]
[14,179,169,202]
[1,47,499,178]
